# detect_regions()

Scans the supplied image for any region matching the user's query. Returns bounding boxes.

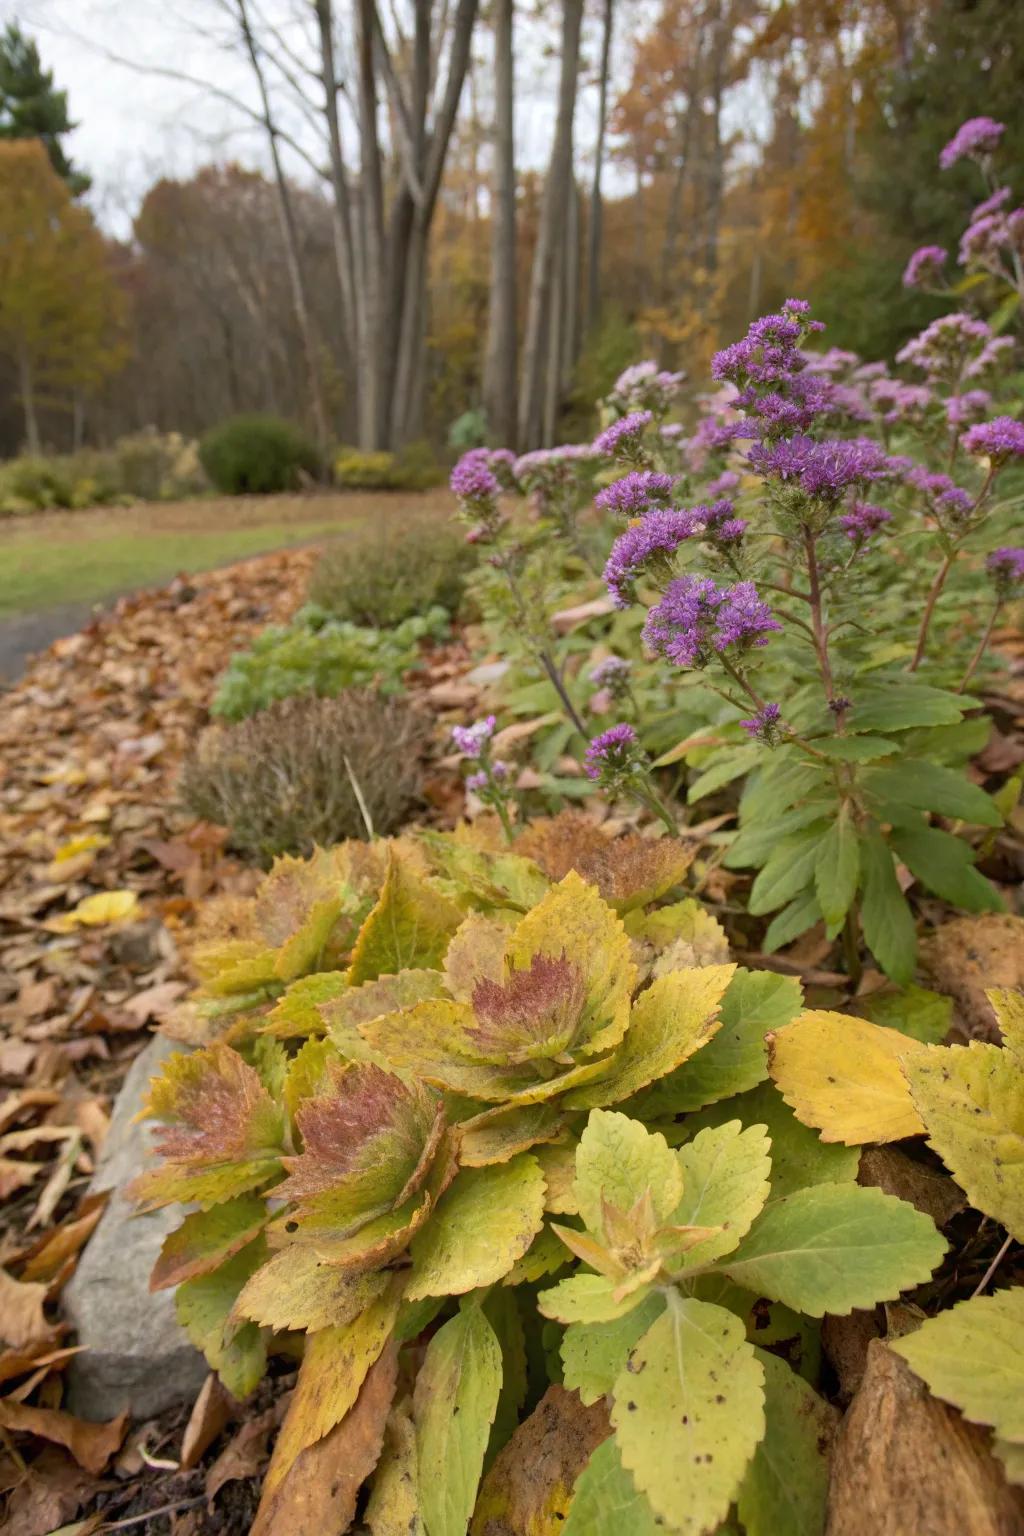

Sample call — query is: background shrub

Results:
[180,689,426,860]
[200,414,321,495]
[333,440,444,491]
[308,516,474,626]
[0,432,209,515]
[211,604,449,721]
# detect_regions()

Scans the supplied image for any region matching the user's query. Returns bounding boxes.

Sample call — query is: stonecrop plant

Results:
[450,119,1023,984]
[134,823,1020,1534]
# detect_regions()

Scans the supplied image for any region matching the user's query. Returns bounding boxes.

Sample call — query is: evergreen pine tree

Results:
[0,22,90,195]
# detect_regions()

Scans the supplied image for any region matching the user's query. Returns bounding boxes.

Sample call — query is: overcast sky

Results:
[8,0,621,236]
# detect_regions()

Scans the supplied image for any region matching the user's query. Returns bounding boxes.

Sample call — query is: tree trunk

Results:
[18,342,40,455]
[518,0,583,449]
[235,0,330,453]
[661,39,703,298]
[482,0,517,448]
[701,0,727,274]
[314,0,359,377]
[585,0,613,335]
[72,389,85,452]
[355,0,387,448]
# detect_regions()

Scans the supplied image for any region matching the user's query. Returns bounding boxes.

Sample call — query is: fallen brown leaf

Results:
[0,1400,127,1474]
[180,1373,233,1471]
[0,1267,57,1349]
[0,1446,96,1536]
[250,1344,398,1536]
[205,1404,279,1501]
[20,1196,108,1283]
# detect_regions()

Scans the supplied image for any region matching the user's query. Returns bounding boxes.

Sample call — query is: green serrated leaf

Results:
[565,1438,664,1535]
[863,762,1001,827]
[575,1110,683,1241]
[720,1184,946,1316]
[611,1292,766,1534]
[414,1302,503,1536]
[670,1121,772,1268]
[538,1271,653,1325]
[684,1080,860,1201]
[890,825,1004,913]
[151,1194,270,1291]
[635,968,803,1116]
[748,833,820,917]
[688,745,761,803]
[349,854,462,985]
[724,802,833,871]
[859,984,952,1045]
[175,1237,269,1399]
[814,807,859,928]
[891,1289,1024,1441]
[859,832,916,985]
[851,684,965,732]
[561,1293,666,1405]
[904,1040,1024,1240]
[407,1155,545,1299]
[737,1348,837,1536]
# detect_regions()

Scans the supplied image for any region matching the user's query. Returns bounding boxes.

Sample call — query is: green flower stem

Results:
[957,599,1002,696]
[491,788,517,846]
[631,777,682,837]
[495,549,588,739]
[909,461,997,673]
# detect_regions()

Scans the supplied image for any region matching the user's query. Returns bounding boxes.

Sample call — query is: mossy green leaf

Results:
[669,1121,772,1268]
[565,1438,664,1535]
[561,1292,665,1405]
[684,1080,859,1201]
[537,1272,654,1325]
[175,1237,269,1399]
[736,1348,837,1536]
[575,1109,683,1242]
[349,853,462,985]
[151,1193,270,1291]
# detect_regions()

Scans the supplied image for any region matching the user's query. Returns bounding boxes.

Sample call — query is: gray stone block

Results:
[64,1034,207,1420]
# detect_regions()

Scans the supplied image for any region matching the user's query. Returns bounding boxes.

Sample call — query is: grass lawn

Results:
[0,490,452,618]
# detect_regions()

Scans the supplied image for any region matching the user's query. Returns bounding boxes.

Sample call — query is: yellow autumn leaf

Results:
[768,1011,926,1146]
[54,833,110,863]
[989,988,1024,1062]
[55,889,140,930]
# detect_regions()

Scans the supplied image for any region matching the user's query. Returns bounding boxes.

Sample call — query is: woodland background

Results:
[0,0,1021,462]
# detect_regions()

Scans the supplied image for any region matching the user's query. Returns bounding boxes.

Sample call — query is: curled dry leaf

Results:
[0,1267,57,1350]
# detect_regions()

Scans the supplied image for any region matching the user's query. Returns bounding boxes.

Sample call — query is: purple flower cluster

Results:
[584,723,644,783]
[748,434,893,503]
[466,760,512,795]
[896,312,993,379]
[908,468,975,523]
[593,411,654,461]
[712,301,824,392]
[513,444,599,485]
[962,415,1024,463]
[939,116,1005,170]
[451,715,496,759]
[986,546,1024,595]
[610,361,686,414]
[642,575,781,670]
[594,470,676,518]
[740,702,783,746]
[838,502,892,548]
[450,451,500,505]
[803,347,861,378]
[589,655,632,690]
[705,469,741,498]
[902,245,948,289]
[869,378,934,426]
[945,390,992,428]
[603,510,700,607]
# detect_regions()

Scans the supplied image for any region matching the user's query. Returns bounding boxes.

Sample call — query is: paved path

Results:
[0,601,101,686]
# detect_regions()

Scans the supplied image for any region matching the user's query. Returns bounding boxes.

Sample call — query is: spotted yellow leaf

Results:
[768,1011,926,1145]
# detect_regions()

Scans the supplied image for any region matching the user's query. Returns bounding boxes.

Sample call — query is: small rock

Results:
[64,1034,207,1420]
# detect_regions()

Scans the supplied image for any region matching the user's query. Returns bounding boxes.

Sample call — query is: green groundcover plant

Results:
[211,603,450,721]
[448,117,1024,986]
[135,823,1021,1534]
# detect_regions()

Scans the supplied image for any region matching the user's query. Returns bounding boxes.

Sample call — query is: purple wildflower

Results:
[902,246,948,288]
[610,361,685,414]
[964,335,1015,382]
[869,378,935,426]
[603,510,699,607]
[939,117,1005,170]
[466,760,512,795]
[584,723,643,783]
[711,517,748,545]
[451,452,500,505]
[589,656,632,689]
[748,434,892,502]
[896,312,993,379]
[986,547,1024,596]
[593,411,654,461]
[959,213,1013,267]
[973,187,1012,220]
[642,575,780,670]
[740,702,783,747]
[705,470,740,498]
[838,502,892,548]
[803,347,861,377]
[908,468,975,523]
[451,715,497,759]
[594,470,676,518]
[962,416,1024,464]
[945,391,992,428]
